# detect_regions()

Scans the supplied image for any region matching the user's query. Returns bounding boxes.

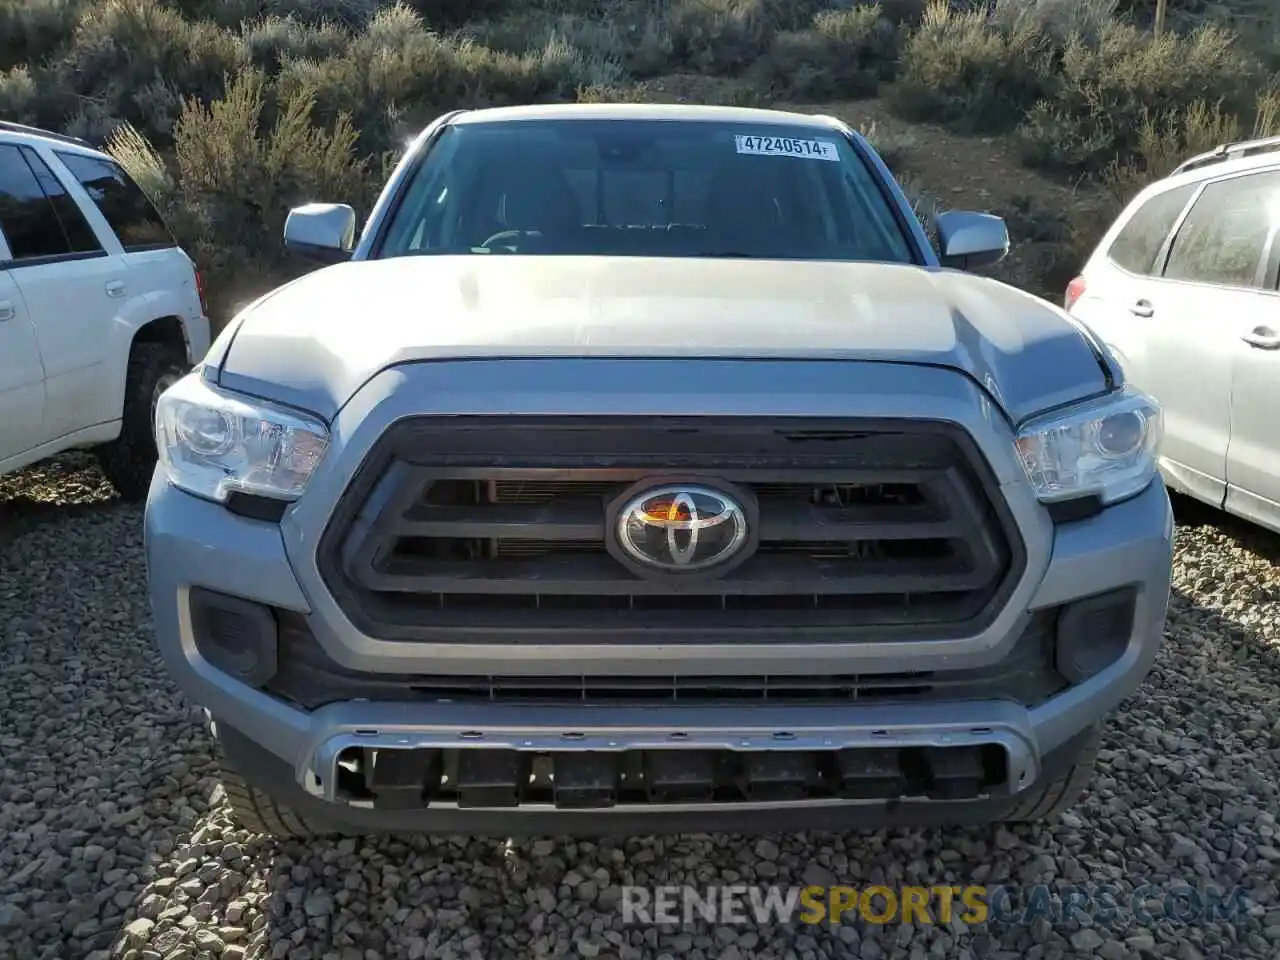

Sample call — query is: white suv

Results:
[1066,134,1280,535]
[0,120,210,500]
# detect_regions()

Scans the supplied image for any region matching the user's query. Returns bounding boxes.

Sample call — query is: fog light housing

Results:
[1054,587,1137,684]
[189,587,279,686]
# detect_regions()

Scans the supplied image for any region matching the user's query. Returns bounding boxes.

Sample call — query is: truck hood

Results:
[216,255,1111,423]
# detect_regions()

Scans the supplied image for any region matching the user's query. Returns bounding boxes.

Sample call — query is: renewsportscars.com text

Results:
[620,883,1252,928]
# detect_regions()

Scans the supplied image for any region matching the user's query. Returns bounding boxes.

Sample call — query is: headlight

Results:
[1015,388,1162,505]
[155,373,329,503]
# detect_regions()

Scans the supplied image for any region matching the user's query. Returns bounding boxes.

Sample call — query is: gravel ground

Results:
[1,456,1278,960]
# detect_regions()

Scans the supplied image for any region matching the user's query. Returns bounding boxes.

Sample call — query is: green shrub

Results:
[0,0,83,70]
[462,9,630,83]
[48,0,247,144]
[893,0,1056,134]
[274,5,595,157]
[0,67,39,122]
[576,82,650,103]
[665,0,774,74]
[108,71,371,327]
[241,15,350,72]
[755,6,898,100]
[1098,93,1280,209]
[990,0,1118,46]
[1016,22,1261,176]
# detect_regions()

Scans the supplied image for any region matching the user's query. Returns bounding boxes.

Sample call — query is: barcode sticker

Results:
[735,134,840,162]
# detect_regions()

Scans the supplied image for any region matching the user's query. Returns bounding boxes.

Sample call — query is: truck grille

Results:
[317,417,1025,643]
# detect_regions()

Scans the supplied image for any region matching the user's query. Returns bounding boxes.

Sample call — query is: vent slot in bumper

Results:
[322,743,1013,810]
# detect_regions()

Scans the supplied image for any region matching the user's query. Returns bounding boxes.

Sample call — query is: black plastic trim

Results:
[189,587,279,687]
[0,249,108,270]
[264,606,1065,710]
[225,492,289,523]
[1047,495,1103,524]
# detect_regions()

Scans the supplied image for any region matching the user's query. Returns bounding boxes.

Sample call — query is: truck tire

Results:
[219,761,326,840]
[95,341,187,502]
[1003,725,1101,823]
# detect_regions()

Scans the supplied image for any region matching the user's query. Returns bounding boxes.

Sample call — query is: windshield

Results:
[374,118,919,264]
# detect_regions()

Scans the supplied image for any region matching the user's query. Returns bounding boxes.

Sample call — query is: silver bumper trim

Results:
[295,699,1040,805]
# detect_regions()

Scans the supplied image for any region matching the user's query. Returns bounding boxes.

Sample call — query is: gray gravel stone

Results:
[2,459,1279,960]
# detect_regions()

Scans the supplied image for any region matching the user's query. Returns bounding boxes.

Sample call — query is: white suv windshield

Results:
[376,118,918,264]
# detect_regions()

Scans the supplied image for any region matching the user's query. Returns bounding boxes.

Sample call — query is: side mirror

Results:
[936,210,1009,270]
[283,202,357,265]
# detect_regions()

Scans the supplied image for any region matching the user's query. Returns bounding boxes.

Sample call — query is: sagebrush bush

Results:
[664,0,775,74]
[755,6,899,100]
[893,0,1056,133]
[1016,22,1260,176]
[576,83,650,103]
[579,73,765,105]
[0,0,83,71]
[108,71,371,325]
[462,9,630,83]
[0,67,39,122]
[240,15,351,72]
[991,0,1118,45]
[47,0,247,144]
[273,5,595,157]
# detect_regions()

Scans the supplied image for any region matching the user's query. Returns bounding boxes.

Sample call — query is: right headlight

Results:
[1015,387,1163,506]
[155,372,329,504]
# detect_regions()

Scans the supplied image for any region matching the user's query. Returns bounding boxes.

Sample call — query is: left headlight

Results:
[1015,387,1163,506]
[155,372,329,503]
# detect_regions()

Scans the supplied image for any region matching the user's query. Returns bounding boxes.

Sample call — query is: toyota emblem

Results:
[614,484,750,573]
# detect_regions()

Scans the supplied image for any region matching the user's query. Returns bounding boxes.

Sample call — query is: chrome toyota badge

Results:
[615,484,750,573]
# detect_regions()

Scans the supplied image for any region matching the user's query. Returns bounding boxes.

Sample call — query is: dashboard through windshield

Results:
[374,118,919,264]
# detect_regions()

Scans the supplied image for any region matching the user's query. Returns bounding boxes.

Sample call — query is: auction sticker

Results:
[735,134,839,161]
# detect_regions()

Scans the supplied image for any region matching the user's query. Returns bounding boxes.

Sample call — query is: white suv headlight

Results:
[155,373,329,503]
[1015,388,1163,505]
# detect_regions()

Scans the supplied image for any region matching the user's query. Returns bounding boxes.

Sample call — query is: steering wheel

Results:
[478,229,540,251]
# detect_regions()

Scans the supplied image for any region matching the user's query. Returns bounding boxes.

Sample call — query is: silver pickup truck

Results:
[144,104,1173,838]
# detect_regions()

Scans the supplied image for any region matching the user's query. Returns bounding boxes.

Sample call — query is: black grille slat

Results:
[263,610,1066,710]
[364,589,987,625]
[316,417,1026,643]
[400,501,605,539]
[365,550,990,595]
[400,497,961,543]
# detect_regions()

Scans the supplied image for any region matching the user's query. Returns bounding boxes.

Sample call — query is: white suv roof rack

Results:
[0,119,94,150]
[1171,134,1280,176]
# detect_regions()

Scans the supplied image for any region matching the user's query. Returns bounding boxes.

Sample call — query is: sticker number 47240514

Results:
[734,134,839,162]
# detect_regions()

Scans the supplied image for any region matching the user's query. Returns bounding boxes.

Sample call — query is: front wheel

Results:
[1002,725,1101,822]
[219,761,324,840]
[95,341,187,501]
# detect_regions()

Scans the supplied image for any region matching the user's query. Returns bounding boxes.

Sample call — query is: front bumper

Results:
[147,473,1173,828]
[145,358,1174,829]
